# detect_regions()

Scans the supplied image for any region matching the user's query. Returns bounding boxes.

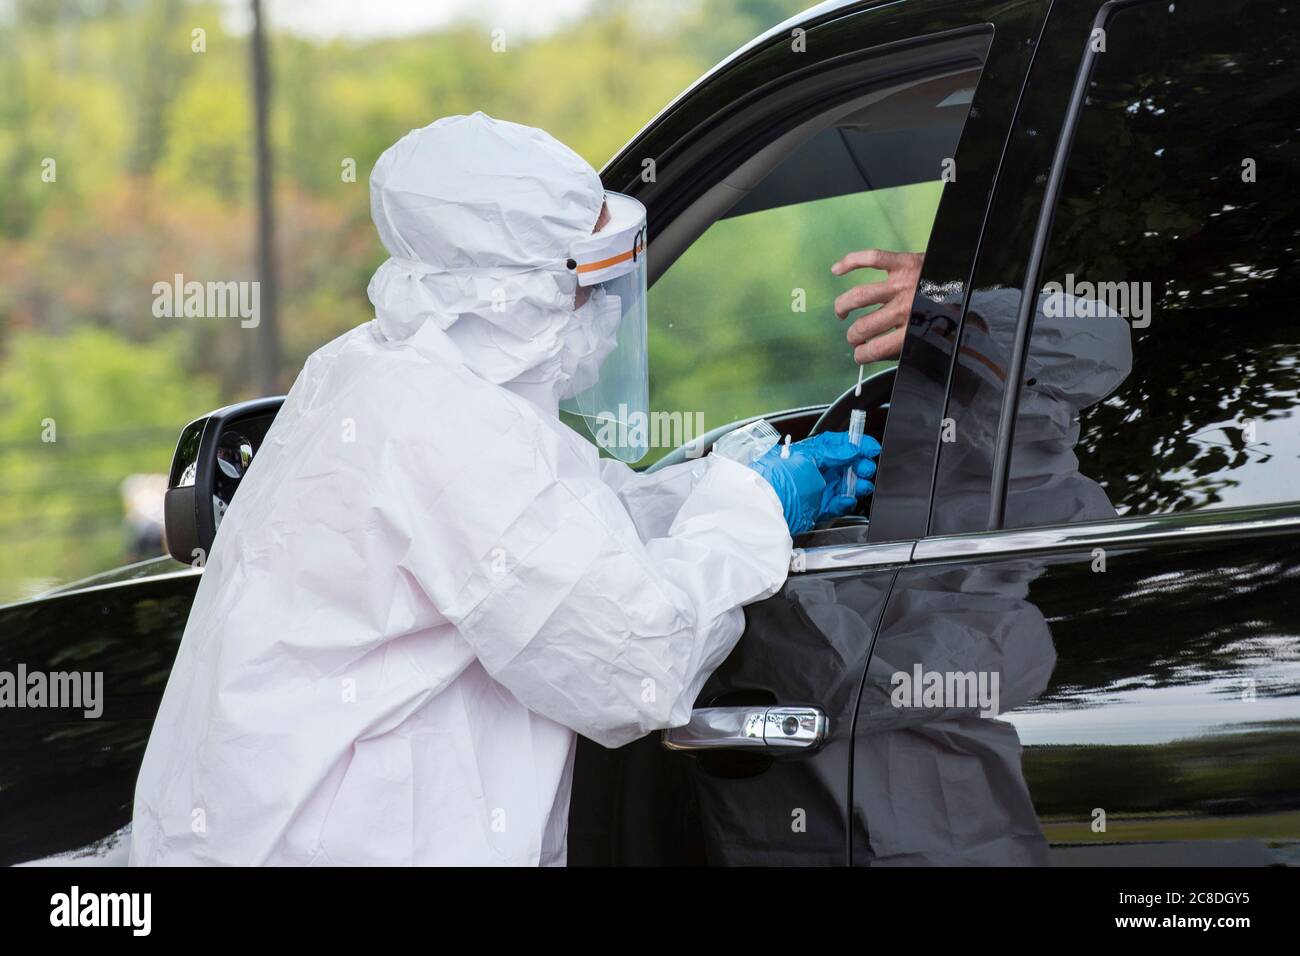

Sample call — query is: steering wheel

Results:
[809,364,896,437]
[645,366,896,475]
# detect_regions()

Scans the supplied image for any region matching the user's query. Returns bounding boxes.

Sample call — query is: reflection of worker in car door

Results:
[831,249,926,362]
[843,283,1133,865]
[831,242,1135,529]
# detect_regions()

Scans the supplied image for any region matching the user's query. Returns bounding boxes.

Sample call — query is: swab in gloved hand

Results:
[748,430,881,536]
[842,408,867,498]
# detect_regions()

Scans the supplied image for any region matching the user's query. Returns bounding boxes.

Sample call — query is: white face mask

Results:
[558,290,622,400]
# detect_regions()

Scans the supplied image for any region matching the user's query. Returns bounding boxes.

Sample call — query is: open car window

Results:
[643,64,985,466]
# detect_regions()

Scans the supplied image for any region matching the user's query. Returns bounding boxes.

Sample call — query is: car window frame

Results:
[601,1,1053,553]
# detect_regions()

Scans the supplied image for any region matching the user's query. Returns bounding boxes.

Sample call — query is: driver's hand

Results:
[832,249,924,363]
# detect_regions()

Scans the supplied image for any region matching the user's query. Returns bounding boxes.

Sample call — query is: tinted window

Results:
[1006,0,1300,526]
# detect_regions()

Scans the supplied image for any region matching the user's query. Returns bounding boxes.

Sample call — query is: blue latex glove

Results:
[748,430,882,536]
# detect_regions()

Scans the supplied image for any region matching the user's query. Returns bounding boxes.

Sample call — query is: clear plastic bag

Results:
[713,418,781,465]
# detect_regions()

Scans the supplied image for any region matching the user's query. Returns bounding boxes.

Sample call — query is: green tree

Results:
[0,328,218,601]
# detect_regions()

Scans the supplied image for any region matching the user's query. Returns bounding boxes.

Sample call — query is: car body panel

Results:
[571,0,1052,864]
[853,511,1300,865]
[0,573,198,866]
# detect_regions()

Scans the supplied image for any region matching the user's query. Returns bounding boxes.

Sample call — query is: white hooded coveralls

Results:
[129,114,792,866]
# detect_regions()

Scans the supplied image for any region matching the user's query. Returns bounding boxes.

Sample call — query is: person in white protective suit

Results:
[129,113,877,866]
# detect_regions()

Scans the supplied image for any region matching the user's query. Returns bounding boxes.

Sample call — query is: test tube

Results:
[842,408,867,497]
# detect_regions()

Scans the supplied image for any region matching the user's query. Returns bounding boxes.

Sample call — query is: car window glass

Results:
[1004,0,1300,528]
[641,70,983,465]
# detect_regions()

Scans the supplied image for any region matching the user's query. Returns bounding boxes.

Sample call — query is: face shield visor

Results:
[560,191,650,463]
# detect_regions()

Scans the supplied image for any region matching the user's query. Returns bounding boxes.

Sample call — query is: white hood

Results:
[365,112,608,405]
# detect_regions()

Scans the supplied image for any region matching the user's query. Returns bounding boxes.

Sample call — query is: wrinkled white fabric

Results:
[560,288,623,398]
[366,112,609,403]
[129,114,791,866]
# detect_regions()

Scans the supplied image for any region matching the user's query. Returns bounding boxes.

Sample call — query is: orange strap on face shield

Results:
[568,193,647,287]
[574,233,644,277]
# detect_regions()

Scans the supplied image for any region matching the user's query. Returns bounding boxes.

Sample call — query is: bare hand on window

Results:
[831,249,924,363]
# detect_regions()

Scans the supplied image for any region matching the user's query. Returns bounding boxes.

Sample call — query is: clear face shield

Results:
[560,191,650,463]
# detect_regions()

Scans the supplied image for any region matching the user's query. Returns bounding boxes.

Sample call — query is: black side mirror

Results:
[164,396,285,565]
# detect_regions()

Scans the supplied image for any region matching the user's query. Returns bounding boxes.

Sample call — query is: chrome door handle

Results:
[662,706,828,753]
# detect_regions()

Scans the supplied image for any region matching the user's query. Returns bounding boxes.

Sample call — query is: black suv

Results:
[4,0,1300,866]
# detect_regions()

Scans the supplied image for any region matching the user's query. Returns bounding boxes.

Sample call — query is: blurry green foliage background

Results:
[0,0,903,601]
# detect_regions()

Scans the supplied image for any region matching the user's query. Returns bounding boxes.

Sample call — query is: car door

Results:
[0,565,198,865]
[568,0,1053,866]
[851,0,1300,865]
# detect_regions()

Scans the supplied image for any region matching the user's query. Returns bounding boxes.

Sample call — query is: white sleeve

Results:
[403,433,792,748]
[596,456,712,542]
